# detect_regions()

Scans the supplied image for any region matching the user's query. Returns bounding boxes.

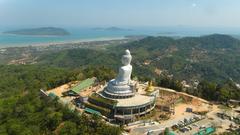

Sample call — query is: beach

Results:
[0,36,127,48]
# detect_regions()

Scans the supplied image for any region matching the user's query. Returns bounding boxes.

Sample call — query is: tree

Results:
[46,112,63,130]
[156,76,183,92]
[164,127,170,135]
[59,121,78,135]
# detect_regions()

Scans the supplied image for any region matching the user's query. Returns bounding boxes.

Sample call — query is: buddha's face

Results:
[121,56,131,66]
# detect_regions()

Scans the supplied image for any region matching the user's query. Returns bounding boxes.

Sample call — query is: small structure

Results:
[186,107,193,112]
[70,78,96,95]
[84,107,101,116]
[62,77,96,102]
[146,81,154,92]
[145,81,159,97]
[228,99,240,106]
[193,127,215,135]
[39,89,48,97]
[62,90,78,97]
[48,92,58,99]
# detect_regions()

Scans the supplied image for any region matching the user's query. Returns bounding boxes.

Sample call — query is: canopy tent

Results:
[84,107,101,115]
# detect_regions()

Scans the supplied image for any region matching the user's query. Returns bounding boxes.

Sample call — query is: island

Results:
[92,27,132,31]
[3,27,70,36]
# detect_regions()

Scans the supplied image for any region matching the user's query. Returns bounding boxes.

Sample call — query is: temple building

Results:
[85,49,156,124]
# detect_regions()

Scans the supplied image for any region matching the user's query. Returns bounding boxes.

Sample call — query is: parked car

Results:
[190,117,196,122]
[187,126,192,130]
[182,127,190,132]
[192,123,198,127]
[171,124,178,130]
[199,125,206,129]
[147,130,153,135]
[179,128,187,133]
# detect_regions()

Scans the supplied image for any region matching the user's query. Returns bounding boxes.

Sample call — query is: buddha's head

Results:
[121,49,132,66]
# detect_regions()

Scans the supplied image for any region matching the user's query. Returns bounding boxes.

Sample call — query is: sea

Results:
[1,27,240,48]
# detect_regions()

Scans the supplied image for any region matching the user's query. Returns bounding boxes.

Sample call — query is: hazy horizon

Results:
[1,0,240,29]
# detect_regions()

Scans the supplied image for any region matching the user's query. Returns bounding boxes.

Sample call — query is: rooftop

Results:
[116,94,155,107]
[48,92,57,98]
[194,127,215,135]
[84,107,101,116]
[71,78,95,94]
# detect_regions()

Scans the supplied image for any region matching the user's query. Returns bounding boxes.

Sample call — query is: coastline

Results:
[0,36,127,49]
[1,33,68,37]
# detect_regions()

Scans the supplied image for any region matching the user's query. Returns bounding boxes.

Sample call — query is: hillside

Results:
[0,65,121,135]
[1,34,239,102]
[114,34,240,82]
[36,34,240,84]
[3,27,70,36]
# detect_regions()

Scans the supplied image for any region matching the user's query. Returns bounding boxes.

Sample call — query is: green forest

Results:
[0,65,121,135]
[37,34,240,84]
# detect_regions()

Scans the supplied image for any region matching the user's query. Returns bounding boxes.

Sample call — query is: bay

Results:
[1,27,239,48]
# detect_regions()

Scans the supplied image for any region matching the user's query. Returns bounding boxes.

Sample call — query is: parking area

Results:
[130,113,202,135]
[176,117,213,135]
[129,104,239,135]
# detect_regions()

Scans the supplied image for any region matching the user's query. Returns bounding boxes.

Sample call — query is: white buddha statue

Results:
[113,49,132,85]
[106,49,134,94]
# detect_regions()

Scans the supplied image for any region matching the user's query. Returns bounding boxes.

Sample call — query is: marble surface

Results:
[116,94,155,107]
[105,49,134,95]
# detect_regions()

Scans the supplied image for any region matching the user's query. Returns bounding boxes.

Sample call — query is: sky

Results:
[0,0,240,28]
